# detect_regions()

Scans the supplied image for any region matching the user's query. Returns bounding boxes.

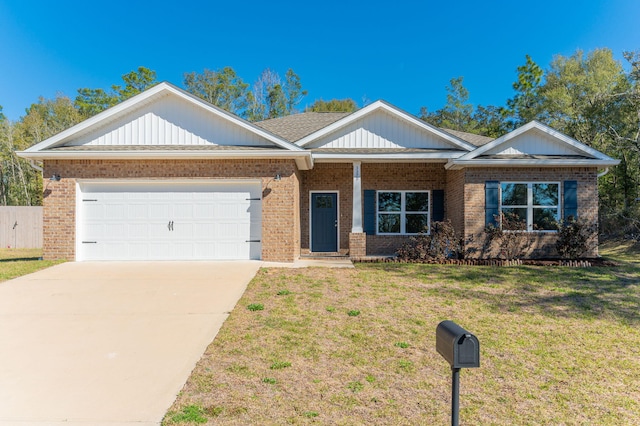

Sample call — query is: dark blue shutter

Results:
[485,181,500,226]
[363,190,376,234]
[563,180,578,221]
[432,190,445,222]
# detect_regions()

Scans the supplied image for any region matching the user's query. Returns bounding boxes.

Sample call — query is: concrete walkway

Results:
[0,261,261,425]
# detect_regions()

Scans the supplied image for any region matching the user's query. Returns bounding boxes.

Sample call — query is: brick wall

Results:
[299,163,353,254]
[445,168,465,237]
[42,159,300,262]
[461,167,599,258]
[363,163,447,256]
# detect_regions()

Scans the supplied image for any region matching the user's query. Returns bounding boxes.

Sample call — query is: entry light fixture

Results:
[50,174,61,181]
[274,174,282,181]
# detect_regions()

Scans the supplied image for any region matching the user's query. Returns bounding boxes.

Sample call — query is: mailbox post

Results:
[436,320,480,426]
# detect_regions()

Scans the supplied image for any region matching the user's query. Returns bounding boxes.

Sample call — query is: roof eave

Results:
[312,151,465,163]
[16,149,314,170]
[445,158,621,170]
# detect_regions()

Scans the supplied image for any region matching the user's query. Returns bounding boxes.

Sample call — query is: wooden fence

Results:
[0,206,43,248]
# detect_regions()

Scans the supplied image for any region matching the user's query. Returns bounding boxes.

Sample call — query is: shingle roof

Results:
[256,111,495,148]
[440,129,494,146]
[255,112,351,142]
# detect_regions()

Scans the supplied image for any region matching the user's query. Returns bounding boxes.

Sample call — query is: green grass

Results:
[0,248,63,282]
[165,242,640,425]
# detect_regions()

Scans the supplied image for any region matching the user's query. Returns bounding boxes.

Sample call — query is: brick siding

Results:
[362,163,447,256]
[42,159,300,262]
[461,167,599,258]
[300,163,353,255]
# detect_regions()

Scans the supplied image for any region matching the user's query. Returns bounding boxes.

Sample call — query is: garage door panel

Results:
[173,204,193,219]
[78,181,262,261]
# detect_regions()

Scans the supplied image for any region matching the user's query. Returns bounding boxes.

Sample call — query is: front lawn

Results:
[165,242,640,425]
[0,248,63,282]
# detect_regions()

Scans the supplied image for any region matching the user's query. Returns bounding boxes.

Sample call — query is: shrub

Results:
[484,213,535,260]
[556,217,597,259]
[396,220,462,261]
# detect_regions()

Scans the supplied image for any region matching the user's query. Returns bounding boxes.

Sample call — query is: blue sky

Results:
[0,0,638,121]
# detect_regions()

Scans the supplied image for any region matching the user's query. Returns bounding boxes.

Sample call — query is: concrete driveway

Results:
[0,261,261,425]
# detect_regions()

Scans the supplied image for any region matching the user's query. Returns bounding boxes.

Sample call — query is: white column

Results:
[352,161,363,233]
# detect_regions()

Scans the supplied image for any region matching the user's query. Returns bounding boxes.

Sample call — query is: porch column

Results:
[351,161,363,233]
[350,161,366,259]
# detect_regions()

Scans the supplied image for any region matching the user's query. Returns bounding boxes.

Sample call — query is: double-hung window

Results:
[377,191,429,234]
[500,182,559,231]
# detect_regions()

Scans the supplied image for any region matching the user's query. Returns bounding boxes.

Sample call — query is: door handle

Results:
[168,221,174,231]
[335,220,338,228]
[170,221,174,231]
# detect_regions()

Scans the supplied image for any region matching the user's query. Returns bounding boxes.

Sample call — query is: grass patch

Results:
[347,309,361,317]
[269,361,291,370]
[164,404,207,424]
[165,243,640,425]
[0,248,63,283]
[246,303,264,311]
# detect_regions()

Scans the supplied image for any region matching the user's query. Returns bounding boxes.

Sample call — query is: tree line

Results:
[1,48,638,237]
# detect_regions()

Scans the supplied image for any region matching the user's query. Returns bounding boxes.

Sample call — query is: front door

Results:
[311,192,338,252]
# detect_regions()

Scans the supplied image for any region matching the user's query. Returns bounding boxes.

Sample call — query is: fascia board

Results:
[25,82,301,153]
[24,83,170,152]
[16,148,311,161]
[296,100,476,151]
[458,121,616,162]
[295,101,382,146]
[312,151,465,162]
[526,121,616,161]
[445,157,621,170]
[456,121,537,161]
[162,83,304,151]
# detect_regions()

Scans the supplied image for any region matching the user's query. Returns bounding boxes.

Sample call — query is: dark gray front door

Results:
[311,192,338,252]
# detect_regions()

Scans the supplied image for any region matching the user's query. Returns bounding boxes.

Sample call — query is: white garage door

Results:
[77,181,262,261]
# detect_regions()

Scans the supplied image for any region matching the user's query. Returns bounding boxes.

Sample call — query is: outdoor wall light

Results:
[50,174,61,181]
[274,174,282,181]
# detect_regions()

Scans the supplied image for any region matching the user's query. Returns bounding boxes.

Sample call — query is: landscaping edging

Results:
[351,257,618,267]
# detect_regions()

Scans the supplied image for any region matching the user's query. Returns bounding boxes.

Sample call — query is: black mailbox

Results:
[436,320,480,369]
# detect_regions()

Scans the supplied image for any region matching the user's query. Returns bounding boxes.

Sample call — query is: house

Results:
[18,82,619,262]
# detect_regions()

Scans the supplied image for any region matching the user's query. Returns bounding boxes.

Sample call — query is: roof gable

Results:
[446,121,619,169]
[296,101,476,151]
[25,82,301,153]
[459,121,614,160]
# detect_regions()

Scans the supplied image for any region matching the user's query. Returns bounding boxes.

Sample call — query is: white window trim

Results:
[499,182,560,232]
[376,190,430,235]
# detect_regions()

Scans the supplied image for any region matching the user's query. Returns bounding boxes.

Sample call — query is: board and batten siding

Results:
[68,95,273,147]
[307,109,455,149]
[484,128,583,156]
[0,206,43,248]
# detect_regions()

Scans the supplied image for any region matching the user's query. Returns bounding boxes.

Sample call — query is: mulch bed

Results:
[352,256,620,267]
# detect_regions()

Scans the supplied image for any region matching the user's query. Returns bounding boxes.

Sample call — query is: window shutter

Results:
[485,181,500,226]
[432,190,445,222]
[563,180,578,221]
[363,190,376,234]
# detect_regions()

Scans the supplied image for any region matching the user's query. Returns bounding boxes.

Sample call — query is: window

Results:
[500,182,559,231]
[377,191,429,234]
